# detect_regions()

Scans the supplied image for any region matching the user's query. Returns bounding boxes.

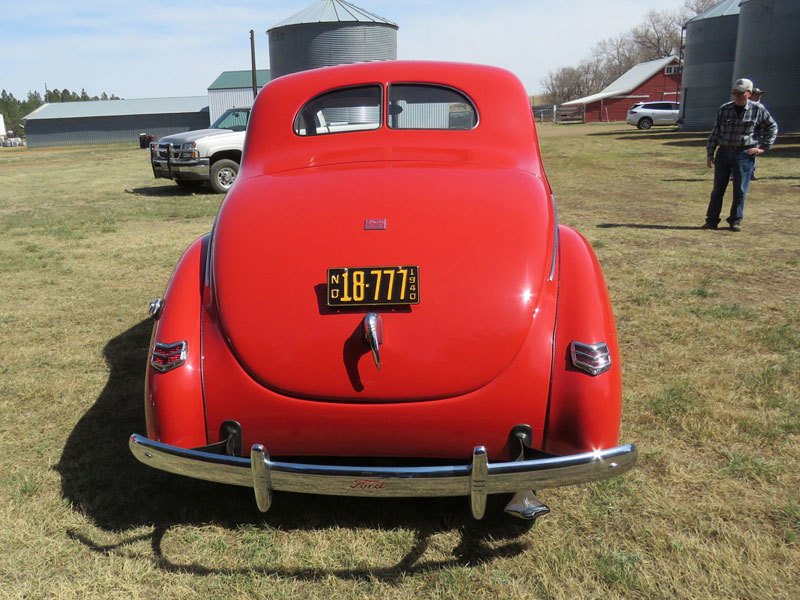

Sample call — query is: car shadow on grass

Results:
[124,185,217,197]
[58,320,534,579]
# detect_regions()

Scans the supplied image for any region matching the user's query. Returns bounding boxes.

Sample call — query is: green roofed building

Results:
[207,69,271,124]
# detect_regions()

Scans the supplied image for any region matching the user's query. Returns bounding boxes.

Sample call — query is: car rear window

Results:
[293,84,478,134]
[388,84,477,130]
[294,85,382,136]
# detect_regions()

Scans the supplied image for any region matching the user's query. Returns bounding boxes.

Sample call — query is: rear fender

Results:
[545,226,622,454]
[144,235,209,447]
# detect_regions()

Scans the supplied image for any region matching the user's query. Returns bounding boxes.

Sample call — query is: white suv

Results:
[626,101,679,130]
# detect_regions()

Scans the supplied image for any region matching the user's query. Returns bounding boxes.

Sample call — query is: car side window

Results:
[387,84,477,130]
[294,85,382,136]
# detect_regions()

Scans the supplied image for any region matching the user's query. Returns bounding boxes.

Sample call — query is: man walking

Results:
[703,78,778,232]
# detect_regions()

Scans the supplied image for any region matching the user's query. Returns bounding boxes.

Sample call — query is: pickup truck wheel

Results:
[210,159,239,194]
[637,117,653,130]
[176,179,203,189]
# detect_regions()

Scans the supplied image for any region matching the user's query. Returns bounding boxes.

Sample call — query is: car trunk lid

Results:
[211,163,555,402]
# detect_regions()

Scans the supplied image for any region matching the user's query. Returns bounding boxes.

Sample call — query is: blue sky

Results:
[3,0,685,100]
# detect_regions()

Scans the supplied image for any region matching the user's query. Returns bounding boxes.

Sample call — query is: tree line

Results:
[539,0,717,105]
[1,88,121,137]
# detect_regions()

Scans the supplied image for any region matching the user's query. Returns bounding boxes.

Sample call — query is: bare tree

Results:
[540,1,716,104]
[540,56,611,105]
[540,67,585,106]
[593,34,642,81]
[632,9,684,60]
[683,0,717,15]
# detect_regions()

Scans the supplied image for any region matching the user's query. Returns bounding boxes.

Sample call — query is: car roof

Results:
[241,61,544,177]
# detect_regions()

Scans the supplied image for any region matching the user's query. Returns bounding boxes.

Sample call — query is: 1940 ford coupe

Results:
[130,61,637,521]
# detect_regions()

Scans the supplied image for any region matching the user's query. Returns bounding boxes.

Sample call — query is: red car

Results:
[130,61,636,521]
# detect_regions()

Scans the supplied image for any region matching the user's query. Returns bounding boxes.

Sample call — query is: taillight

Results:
[570,341,612,376]
[150,341,187,373]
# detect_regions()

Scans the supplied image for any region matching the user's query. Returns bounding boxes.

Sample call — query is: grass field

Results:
[1,123,798,599]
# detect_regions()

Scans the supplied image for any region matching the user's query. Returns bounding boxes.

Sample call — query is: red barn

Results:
[562,56,682,123]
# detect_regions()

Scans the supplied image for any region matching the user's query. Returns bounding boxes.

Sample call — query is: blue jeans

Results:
[706,147,755,226]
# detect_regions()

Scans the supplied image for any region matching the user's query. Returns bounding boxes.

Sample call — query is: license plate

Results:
[327,266,419,307]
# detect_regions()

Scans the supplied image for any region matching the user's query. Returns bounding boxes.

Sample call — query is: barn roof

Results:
[208,70,272,91]
[563,56,679,106]
[270,0,397,29]
[23,97,209,121]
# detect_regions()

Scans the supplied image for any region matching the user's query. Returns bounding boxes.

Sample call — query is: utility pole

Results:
[250,30,258,100]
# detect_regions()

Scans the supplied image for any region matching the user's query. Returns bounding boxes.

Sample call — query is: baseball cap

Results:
[732,78,753,93]
[752,87,764,94]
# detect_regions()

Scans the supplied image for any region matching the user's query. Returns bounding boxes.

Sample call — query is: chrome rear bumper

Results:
[129,434,637,519]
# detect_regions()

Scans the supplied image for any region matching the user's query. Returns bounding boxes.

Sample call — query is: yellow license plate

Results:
[327,266,420,307]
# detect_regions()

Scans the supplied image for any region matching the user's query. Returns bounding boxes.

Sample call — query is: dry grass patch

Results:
[1,127,798,599]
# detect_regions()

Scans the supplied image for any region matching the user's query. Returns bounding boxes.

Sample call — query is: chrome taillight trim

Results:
[150,341,188,373]
[570,341,612,376]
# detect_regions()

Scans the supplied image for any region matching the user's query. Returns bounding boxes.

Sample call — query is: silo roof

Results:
[687,0,741,22]
[270,0,397,29]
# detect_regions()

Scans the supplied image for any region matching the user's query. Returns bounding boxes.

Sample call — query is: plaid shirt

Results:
[706,100,778,157]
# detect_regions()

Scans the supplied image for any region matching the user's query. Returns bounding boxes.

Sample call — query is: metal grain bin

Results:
[734,0,800,132]
[680,0,741,131]
[268,0,398,79]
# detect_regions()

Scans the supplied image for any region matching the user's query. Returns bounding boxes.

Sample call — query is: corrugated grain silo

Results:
[268,0,398,79]
[680,0,741,130]
[734,0,800,132]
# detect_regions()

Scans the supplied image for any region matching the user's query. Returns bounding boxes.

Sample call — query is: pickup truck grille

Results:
[152,144,170,160]
[151,143,198,161]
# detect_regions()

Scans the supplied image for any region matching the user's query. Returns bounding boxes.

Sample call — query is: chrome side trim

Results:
[130,435,637,512]
[549,193,559,282]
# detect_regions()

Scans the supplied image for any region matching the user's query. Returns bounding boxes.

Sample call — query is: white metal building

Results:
[207,70,271,124]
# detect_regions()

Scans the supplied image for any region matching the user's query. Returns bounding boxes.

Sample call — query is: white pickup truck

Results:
[149,107,250,193]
